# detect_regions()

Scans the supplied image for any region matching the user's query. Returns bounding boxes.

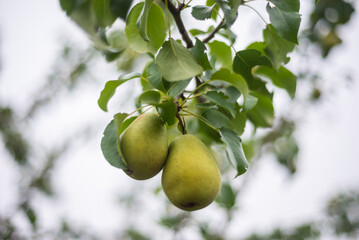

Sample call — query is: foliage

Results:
[59,0,303,178]
[307,0,355,57]
[0,42,101,239]
[327,191,359,237]
[244,191,359,239]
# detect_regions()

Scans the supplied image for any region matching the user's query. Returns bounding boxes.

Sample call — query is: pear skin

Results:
[120,113,168,180]
[161,134,221,211]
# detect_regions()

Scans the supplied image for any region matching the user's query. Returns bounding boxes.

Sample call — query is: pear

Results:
[161,134,221,211]
[120,113,168,180]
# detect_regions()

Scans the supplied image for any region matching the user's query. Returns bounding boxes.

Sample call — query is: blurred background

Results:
[0,0,358,239]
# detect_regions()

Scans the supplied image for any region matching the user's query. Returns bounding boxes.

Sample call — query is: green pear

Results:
[120,113,168,180]
[161,134,221,211]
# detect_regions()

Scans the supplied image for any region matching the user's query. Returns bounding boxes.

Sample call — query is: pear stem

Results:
[180,79,212,108]
[182,109,219,133]
[176,105,186,135]
[128,104,151,117]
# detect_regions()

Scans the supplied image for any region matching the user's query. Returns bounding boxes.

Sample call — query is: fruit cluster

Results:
[120,112,221,211]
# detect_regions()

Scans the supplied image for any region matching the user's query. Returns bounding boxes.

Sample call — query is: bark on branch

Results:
[203,19,225,44]
[162,0,194,48]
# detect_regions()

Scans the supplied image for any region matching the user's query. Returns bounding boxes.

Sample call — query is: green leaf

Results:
[228,0,242,10]
[168,79,191,98]
[254,66,297,98]
[140,73,153,91]
[242,140,255,162]
[189,28,207,36]
[196,102,217,109]
[159,214,188,229]
[233,49,272,82]
[204,91,236,117]
[192,38,212,71]
[120,116,137,133]
[189,25,215,37]
[125,2,167,54]
[110,0,133,21]
[206,0,221,21]
[68,1,97,36]
[60,0,77,14]
[191,5,214,20]
[114,112,129,152]
[138,90,161,104]
[263,24,295,69]
[266,1,301,44]
[97,27,109,44]
[246,92,274,128]
[225,86,241,103]
[211,68,248,100]
[92,0,116,27]
[103,50,124,62]
[146,61,166,93]
[214,0,238,27]
[201,109,232,129]
[274,135,299,174]
[315,0,319,4]
[138,0,154,41]
[211,4,220,20]
[101,118,128,169]
[124,229,151,240]
[243,94,258,112]
[220,128,248,176]
[156,100,177,126]
[218,28,237,44]
[206,0,216,6]
[24,205,37,230]
[269,0,300,12]
[246,41,267,55]
[241,74,273,98]
[208,40,232,69]
[232,111,246,135]
[156,39,203,82]
[106,28,127,51]
[216,182,236,210]
[98,73,141,112]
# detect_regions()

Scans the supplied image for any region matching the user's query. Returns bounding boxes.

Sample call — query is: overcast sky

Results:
[0,0,359,239]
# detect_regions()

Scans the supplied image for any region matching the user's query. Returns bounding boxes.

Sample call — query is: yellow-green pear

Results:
[161,134,221,211]
[120,113,168,180]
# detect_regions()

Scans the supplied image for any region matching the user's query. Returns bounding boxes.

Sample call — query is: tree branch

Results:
[203,18,225,44]
[163,0,193,48]
[195,77,202,92]
[176,106,186,134]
